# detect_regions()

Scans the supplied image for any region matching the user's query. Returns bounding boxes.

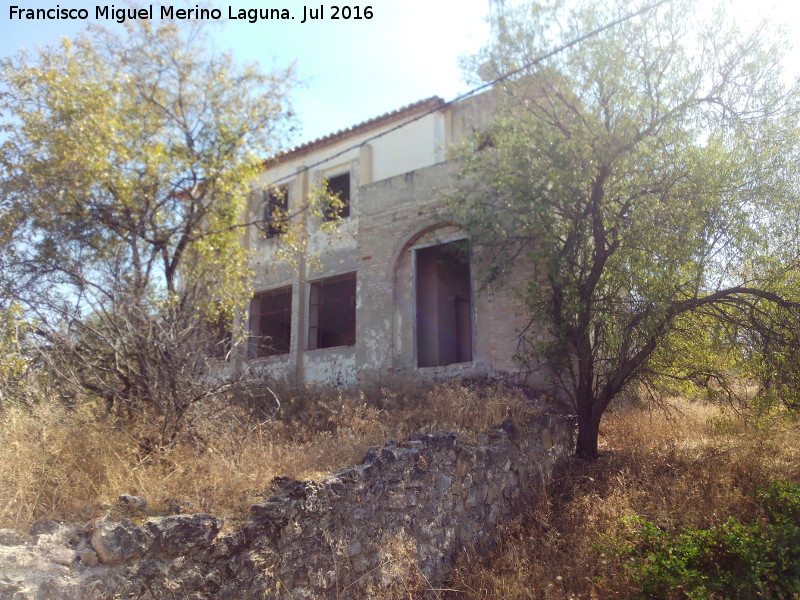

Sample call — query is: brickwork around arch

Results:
[243,92,552,390]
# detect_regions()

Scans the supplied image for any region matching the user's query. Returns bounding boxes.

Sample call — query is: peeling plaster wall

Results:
[247,355,294,384]
[304,347,357,387]
[359,316,393,372]
[241,91,551,389]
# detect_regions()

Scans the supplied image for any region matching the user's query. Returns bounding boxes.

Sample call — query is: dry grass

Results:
[0,379,538,531]
[7,381,796,599]
[444,398,800,600]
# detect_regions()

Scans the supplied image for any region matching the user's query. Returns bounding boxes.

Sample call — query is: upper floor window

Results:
[475,129,496,151]
[264,185,289,237]
[308,273,356,350]
[323,172,350,221]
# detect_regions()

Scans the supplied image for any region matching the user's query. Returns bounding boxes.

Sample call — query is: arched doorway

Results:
[392,224,474,370]
[414,238,473,367]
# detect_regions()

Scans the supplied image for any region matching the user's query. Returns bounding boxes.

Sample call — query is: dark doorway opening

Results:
[415,239,473,367]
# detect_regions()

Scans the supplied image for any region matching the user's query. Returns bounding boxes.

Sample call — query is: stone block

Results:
[346,541,361,556]
[0,530,28,547]
[145,514,221,557]
[91,519,151,565]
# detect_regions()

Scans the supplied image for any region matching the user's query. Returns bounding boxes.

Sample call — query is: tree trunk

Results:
[575,410,601,461]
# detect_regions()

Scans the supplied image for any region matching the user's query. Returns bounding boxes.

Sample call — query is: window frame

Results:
[248,286,292,358]
[323,172,351,221]
[264,184,289,238]
[307,272,357,350]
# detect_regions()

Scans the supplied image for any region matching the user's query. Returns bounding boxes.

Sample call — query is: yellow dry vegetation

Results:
[6,384,795,600]
[0,381,537,531]
[445,399,800,599]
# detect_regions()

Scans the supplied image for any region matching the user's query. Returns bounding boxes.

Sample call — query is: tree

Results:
[0,303,31,407]
[450,0,800,459]
[0,21,295,446]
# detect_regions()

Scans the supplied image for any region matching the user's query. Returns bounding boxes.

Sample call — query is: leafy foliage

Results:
[0,303,31,407]
[0,21,293,314]
[0,21,295,446]
[609,480,800,599]
[449,0,800,458]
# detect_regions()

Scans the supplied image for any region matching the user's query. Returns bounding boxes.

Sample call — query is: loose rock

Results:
[90,518,150,565]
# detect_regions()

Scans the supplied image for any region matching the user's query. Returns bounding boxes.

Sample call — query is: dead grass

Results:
[444,398,800,600]
[0,379,538,531]
[8,381,795,599]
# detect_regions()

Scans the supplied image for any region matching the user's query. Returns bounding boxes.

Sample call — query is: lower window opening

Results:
[249,287,292,358]
[308,273,356,350]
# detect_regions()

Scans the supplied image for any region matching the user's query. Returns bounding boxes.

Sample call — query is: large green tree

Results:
[0,21,294,444]
[451,0,800,459]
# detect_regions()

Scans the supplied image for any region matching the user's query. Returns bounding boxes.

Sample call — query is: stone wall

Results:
[0,414,573,600]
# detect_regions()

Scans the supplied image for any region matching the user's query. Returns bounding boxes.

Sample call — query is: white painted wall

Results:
[370,113,443,182]
[304,348,357,386]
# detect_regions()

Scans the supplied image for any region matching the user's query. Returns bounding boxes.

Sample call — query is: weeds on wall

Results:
[0,380,538,532]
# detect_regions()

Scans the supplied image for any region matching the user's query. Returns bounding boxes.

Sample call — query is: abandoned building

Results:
[242,92,546,387]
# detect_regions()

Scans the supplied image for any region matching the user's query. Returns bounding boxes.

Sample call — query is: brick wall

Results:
[355,161,551,388]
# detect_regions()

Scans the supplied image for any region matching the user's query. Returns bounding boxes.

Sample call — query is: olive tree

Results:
[0,21,294,446]
[450,0,800,459]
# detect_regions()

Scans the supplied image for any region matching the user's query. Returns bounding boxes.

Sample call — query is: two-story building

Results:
[241,92,547,388]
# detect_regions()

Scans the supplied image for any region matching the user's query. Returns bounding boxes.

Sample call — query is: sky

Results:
[0,1,492,145]
[0,0,799,147]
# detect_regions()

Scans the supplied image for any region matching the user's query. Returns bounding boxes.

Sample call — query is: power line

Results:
[265,0,670,186]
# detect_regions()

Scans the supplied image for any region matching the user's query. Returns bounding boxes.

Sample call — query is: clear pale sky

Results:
[0,0,798,147]
[0,1,491,145]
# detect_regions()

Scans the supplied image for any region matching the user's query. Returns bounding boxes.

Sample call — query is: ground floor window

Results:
[308,273,356,350]
[415,238,473,367]
[208,315,232,359]
[249,287,292,357]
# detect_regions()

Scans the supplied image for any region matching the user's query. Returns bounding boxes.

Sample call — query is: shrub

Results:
[444,400,800,599]
[610,480,800,599]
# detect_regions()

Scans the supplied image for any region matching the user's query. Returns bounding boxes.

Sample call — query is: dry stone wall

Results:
[0,414,573,599]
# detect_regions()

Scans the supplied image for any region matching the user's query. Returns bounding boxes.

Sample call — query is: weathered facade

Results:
[243,93,548,387]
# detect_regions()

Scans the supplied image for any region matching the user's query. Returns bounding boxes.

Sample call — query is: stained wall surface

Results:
[242,92,550,389]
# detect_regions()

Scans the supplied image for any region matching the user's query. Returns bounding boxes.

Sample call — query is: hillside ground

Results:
[445,398,800,599]
[0,380,539,530]
[2,384,798,599]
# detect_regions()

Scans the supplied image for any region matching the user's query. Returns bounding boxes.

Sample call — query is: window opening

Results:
[264,185,289,237]
[323,172,350,221]
[308,273,356,350]
[475,129,496,151]
[415,239,473,367]
[249,287,292,357]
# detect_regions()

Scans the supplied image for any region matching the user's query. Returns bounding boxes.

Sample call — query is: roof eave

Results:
[263,95,446,169]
